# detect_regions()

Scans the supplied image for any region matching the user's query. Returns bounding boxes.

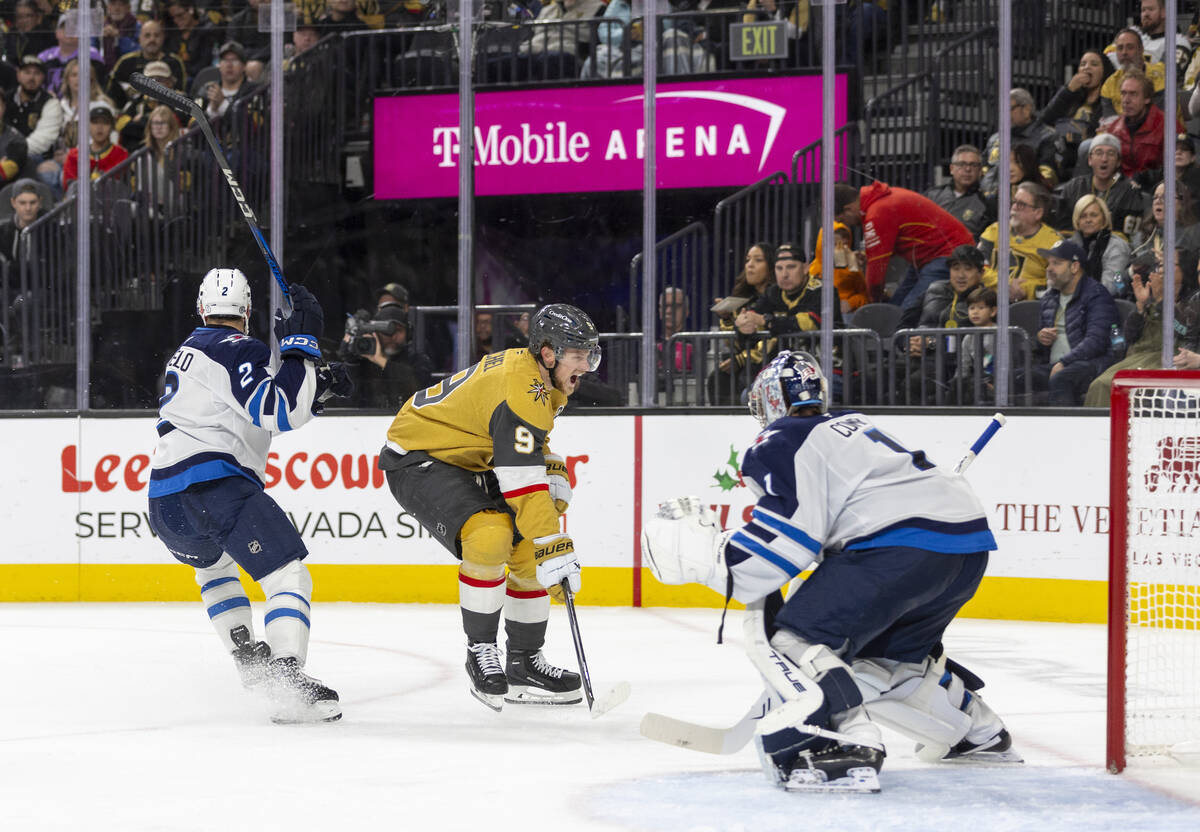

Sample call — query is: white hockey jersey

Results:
[149,326,321,497]
[726,411,996,603]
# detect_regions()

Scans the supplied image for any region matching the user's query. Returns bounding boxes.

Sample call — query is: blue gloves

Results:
[274,283,324,360]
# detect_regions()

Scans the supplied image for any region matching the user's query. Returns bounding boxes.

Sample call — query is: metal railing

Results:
[628,220,710,336]
[889,326,1035,406]
[713,172,796,293]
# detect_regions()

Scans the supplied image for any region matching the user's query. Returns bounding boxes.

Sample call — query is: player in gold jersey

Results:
[379,304,601,711]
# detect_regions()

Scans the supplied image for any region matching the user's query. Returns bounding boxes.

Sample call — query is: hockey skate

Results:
[782,744,885,793]
[917,728,1024,764]
[504,648,583,706]
[230,626,271,690]
[466,642,508,712]
[265,657,342,724]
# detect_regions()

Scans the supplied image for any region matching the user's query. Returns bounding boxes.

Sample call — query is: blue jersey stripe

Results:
[729,530,801,578]
[275,389,292,432]
[844,526,997,554]
[148,459,261,497]
[207,596,251,619]
[752,508,822,554]
[271,591,310,609]
[265,607,311,628]
[247,380,268,427]
[200,576,241,594]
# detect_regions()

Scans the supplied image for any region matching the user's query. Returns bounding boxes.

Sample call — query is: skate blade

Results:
[270,701,342,724]
[589,681,632,719]
[470,687,506,712]
[939,748,1024,765]
[504,684,583,706]
[783,766,881,794]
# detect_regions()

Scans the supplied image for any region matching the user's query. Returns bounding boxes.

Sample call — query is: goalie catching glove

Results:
[545,453,571,514]
[533,532,581,600]
[641,496,731,595]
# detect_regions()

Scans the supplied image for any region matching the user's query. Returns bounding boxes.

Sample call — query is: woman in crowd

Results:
[136,105,185,215]
[37,58,117,194]
[712,241,775,327]
[1042,48,1111,175]
[986,145,1053,204]
[1085,248,1200,406]
[1068,193,1131,295]
[1130,180,1200,264]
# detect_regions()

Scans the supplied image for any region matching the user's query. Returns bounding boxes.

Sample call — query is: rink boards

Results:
[0,412,1118,622]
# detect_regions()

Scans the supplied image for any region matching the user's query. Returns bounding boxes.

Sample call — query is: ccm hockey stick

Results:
[561,579,631,718]
[639,413,1007,753]
[127,71,292,316]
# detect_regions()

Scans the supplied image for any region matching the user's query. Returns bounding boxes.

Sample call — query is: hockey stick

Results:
[560,579,631,718]
[639,413,1008,753]
[127,72,292,316]
[953,412,1006,474]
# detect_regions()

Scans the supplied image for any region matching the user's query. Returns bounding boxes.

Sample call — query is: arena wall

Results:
[0,412,1114,622]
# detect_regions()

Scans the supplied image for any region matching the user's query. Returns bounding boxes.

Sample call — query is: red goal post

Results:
[1107,370,1200,773]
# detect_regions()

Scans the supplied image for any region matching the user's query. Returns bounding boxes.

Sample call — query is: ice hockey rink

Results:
[4,602,1199,831]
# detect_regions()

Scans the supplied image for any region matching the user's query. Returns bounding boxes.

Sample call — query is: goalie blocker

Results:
[641,352,1020,791]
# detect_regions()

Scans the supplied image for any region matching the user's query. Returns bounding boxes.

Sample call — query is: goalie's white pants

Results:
[852,652,1005,754]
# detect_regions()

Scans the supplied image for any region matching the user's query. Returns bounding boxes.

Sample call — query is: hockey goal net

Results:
[1108,370,1200,773]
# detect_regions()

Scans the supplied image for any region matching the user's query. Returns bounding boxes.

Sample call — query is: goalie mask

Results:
[748,350,828,427]
[197,268,252,329]
[528,303,602,372]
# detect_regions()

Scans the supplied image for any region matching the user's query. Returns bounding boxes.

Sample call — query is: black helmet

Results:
[528,303,602,371]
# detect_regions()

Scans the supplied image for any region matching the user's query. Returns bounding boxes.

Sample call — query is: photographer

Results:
[339,304,433,410]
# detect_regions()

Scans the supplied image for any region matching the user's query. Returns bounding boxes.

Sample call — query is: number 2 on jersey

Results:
[865,428,935,470]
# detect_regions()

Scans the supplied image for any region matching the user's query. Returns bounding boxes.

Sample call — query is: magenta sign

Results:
[374,74,846,199]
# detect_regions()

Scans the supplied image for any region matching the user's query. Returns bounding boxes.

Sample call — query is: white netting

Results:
[1124,386,1200,758]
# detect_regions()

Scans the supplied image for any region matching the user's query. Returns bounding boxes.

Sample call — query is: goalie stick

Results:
[639,412,1007,753]
[561,579,631,718]
[127,72,293,316]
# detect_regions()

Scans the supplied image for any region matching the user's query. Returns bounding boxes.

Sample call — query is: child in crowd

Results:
[954,286,998,403]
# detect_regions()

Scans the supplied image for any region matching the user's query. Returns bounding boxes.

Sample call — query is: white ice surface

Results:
[2,604,1198,831]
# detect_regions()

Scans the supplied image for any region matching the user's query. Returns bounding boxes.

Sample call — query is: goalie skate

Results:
[779,745,884,794]
[917,728,1024,764]
[265,657,342,724]
[466,642,508,712]
[504,649,583,706]
[230,626,271,690]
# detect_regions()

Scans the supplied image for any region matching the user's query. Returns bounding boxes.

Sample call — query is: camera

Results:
[340,309,401,359]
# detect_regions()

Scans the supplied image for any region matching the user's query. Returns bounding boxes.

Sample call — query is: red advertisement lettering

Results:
[61,445,93,493]
[311,453,337,489]
[285,452,308,488]
[123,455,150,491]
[95,454,121,492]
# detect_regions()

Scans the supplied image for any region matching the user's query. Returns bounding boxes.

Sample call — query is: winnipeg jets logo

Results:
[754,429,778,445]
[528,380,550,404]
[220,333,249,344]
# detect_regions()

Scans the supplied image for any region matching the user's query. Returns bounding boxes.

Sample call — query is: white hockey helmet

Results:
[197,268,251,328]
[748,350,828,427]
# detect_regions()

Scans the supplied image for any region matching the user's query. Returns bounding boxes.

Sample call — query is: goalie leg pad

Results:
[260,559,313,663]
[196,554,253,654]
[853,653,1011,761]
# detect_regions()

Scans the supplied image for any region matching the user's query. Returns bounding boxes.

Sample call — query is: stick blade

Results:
[640,711,753,754]
[589,681,631,719]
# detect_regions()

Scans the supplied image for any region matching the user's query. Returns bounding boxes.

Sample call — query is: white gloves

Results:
[545,453,572,514]
[533,532,581,598]
[641,496,731,593]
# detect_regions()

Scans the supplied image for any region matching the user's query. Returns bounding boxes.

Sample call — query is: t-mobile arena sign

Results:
[374,74,846,199]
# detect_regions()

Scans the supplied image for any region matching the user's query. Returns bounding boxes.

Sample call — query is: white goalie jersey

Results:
[149,326,321,498]
[725,411,997,603]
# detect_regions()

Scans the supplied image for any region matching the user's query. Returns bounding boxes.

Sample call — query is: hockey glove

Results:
[545,453,571,514]
[533,532,580,600]
[642,496,731,594]
[316,362,355,402]
[274,283,325,360]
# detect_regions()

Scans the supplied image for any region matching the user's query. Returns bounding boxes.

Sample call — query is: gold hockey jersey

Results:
[385,348,568,542]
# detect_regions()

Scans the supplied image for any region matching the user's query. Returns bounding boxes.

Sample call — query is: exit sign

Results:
[729,22,787,62]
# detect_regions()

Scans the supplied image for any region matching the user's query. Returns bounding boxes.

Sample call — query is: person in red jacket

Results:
[834,181,974,314]
[1103,70,1184,190]
[62,100,128,191]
